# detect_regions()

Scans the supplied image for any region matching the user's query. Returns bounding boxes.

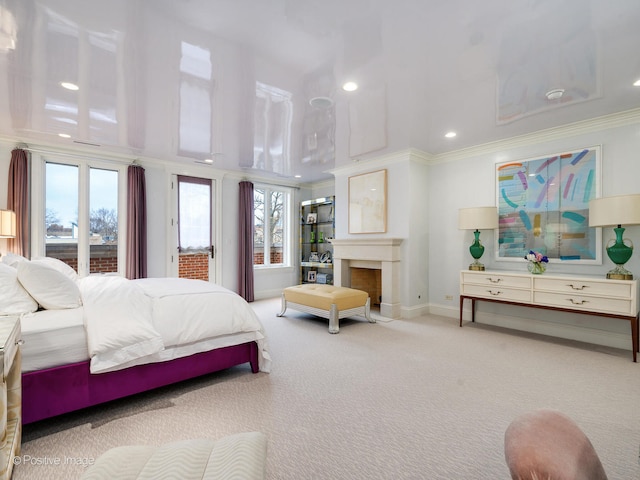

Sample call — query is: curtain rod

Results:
[18,144,134,165]
[244,177,300,190]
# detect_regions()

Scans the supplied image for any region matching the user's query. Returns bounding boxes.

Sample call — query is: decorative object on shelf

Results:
[318,231,324,243]
[0,210,16,238]
[316,273,333,284]
[307,270,317,283]
[349,169,387,234]
[589,194,640,279]
[320,251,331,263]
[458,206,499,271]
[310,231,315,243]
[306,213,317,224]
[525,250,548,274]
[309,252,319,263]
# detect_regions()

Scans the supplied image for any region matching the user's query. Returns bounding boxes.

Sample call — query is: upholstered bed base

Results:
[22,341,259,424]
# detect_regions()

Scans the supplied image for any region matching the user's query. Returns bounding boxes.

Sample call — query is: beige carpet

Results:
[15,297,640,479]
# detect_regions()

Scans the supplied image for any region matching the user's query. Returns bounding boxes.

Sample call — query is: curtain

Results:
[238,180,254,301]
[125,165,147,279]
[7,148,30,257]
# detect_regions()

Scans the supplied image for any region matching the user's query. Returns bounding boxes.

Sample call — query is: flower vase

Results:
[527,262,546,274]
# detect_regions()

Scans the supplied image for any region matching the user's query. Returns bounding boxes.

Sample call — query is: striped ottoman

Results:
[277,284,374,333]
[81,432,267,480]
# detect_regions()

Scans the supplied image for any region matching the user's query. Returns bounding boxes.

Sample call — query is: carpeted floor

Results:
[15,297,640,479]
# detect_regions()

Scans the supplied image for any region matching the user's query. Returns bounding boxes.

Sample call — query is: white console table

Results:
[459,270,639,362]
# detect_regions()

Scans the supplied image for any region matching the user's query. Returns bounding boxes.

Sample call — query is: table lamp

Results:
[589,194,640,280]
[0,210,16,238]
[458,206,498,271]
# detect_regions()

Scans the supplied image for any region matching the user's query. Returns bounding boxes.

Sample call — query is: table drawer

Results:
[534,291,634,316]
[462,284,531,303]
[461,272,531,289]
[533,277,633,299]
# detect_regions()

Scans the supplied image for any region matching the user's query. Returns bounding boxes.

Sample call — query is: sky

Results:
[45,163,118,227]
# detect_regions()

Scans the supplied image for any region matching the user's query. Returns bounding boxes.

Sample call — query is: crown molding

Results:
[430,108,640,165]
[328,148,433,177]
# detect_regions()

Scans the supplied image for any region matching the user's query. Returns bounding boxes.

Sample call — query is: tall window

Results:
[254,186,289,267]
[44,161,120,274]
[177,175,212,253]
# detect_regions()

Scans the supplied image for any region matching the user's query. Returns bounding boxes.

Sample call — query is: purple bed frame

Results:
[22,341,259,424]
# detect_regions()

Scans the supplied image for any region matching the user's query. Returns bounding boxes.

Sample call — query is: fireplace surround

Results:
[329,238,403,318]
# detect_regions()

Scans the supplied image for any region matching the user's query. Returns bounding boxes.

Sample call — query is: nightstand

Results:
[0,317,21,479]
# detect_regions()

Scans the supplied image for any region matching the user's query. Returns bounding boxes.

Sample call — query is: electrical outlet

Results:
[445,295,454,301]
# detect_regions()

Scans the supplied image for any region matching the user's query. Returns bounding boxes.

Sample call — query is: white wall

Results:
[428,113,640,350]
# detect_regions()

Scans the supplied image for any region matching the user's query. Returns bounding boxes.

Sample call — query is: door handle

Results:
[210,245,215,259]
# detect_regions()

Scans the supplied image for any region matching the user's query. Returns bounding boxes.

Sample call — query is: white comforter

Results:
[78,276,270,374]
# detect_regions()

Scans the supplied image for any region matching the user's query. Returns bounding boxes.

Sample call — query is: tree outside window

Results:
[254,187,287,266]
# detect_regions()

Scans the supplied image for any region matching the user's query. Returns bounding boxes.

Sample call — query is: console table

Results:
[459,270,639,362]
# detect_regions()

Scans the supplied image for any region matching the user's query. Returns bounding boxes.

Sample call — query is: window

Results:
[43,159,122,276]
[177,175,212,253]
[254,186,290,267]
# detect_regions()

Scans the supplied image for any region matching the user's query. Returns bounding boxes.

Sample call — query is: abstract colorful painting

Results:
[495,146,601,263]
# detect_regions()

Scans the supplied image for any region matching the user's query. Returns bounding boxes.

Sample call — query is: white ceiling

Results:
[1,0,639,182]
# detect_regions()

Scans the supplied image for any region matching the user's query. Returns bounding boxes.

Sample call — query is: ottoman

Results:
[81,432,267,480]
[277,284,374,333]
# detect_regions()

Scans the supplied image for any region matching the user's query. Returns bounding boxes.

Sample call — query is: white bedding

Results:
[21,275,270,375]
[21,307,88,372]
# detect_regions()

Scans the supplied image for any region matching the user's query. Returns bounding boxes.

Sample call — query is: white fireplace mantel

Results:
[330,238,403,318]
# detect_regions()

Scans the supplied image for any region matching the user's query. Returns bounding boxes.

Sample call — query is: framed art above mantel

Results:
[348,169,387,234]
[495,146,602,264]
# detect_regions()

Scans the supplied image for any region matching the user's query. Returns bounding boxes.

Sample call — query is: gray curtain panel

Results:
[238,180,254,301]
[126,164,147,279]
[7,148,30,258]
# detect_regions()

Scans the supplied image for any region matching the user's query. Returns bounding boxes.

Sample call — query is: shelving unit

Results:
[300,196,335,284]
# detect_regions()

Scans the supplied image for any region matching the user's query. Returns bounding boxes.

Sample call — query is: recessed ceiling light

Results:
[203,158,213,164]
[60,82,79,91]
[58,133,71,138]
[445,131,457,138]
[634,79,640,87]
[294,174,302,179]
[545,88,564,100]
[342,81,358,92]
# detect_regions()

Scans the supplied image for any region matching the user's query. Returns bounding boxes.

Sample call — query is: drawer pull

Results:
[16,339,24,346]
[488,290,502,296]
[567,284,588,291]
[568,299,588,305]
[488,278,502,283]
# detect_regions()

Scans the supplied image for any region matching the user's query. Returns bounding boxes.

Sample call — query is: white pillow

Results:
[31,256,79,281]
[17,260,82,310]
[1,253,27,268]
[0,263,38,315]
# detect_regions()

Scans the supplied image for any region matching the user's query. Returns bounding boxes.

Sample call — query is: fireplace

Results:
[329,238,403,319]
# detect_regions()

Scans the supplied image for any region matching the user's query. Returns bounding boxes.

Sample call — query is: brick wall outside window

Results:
[179,253,209,281]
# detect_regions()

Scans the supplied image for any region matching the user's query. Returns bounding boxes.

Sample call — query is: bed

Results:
[0,255,271,424]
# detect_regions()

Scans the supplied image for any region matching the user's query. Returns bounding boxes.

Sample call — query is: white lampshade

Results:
[458,207,499,230]
[0,210,16,238]
[589,194,640,227]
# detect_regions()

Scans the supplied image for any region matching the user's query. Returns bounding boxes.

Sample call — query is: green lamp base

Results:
[468,230,485,271]
[605,226,633,280]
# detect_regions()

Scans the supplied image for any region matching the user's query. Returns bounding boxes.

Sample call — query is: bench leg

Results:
[276,293,287,317]
[329,304,339,334]
[364,298,375,323]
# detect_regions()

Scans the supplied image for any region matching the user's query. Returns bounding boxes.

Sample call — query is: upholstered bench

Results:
[80,432,267,480]
[277,284,374,333]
